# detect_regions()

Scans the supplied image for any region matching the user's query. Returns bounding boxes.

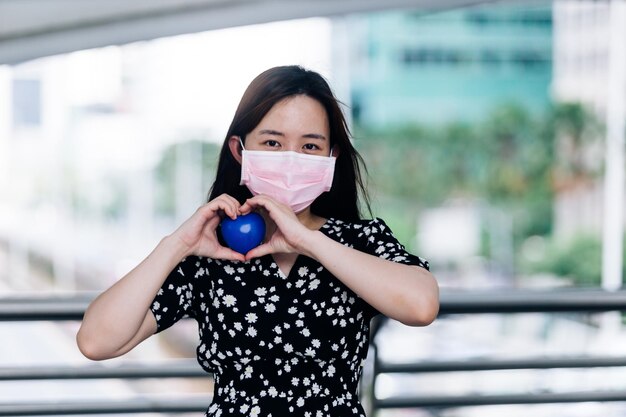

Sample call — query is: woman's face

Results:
[244,95,331,156]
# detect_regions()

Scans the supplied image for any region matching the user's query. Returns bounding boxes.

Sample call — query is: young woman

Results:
[77,65,439,417]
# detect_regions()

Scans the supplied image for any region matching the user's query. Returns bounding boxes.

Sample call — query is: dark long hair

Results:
[208,65,370,221]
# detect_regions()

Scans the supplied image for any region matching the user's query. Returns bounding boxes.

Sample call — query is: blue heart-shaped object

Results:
[220,212,266,254]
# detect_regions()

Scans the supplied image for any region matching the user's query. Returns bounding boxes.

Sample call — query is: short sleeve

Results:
[150,256,198,333]
[351,218,430,319]
[356,218,430,270]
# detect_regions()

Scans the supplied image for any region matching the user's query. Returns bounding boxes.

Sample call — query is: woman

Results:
[77,65,439,417]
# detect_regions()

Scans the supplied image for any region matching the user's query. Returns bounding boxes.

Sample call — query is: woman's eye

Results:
[303,143,320,151]
[264,140,280,148]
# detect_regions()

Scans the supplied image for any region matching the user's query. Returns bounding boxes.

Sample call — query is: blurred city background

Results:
[1,0,626,416]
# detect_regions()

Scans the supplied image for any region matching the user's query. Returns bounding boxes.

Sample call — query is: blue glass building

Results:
[346,3,553,127]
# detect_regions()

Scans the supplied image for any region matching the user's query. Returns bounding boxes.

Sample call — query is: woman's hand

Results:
[239,195,315,260]
[171,194,245,262]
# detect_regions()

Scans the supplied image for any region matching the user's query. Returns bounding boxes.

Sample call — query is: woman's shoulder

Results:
[323,217,394,241]
[325,216,390,230]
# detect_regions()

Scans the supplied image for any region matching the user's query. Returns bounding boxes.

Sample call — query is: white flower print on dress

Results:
[150,217,430,417]
[223,295,236,307]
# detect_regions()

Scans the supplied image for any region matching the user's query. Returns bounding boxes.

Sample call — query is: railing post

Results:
[602,0,626,292]
[368,341,379,417]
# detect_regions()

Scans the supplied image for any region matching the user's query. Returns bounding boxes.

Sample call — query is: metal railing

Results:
[367,289,626,416]
[1,289,626,415]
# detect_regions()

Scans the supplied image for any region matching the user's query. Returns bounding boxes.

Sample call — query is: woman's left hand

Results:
[238,195,313,260]
[240,196,439,327]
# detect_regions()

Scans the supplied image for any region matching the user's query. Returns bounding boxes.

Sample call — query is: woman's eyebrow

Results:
[259,129,285,136]
[259,129,327,141]
[302,133,327,141]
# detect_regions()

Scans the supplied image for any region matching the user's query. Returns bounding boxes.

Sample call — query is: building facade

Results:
[344,3,553,128]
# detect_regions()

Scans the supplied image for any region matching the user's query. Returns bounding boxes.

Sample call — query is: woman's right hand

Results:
[171,193,246,262]
[78,195,244,361]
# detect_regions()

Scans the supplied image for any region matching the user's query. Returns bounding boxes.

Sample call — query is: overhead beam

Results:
[0,0,499,65]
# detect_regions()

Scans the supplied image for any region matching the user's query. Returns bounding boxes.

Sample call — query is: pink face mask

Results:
[239,139,336,213]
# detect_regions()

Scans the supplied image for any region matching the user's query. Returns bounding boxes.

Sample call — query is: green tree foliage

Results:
[548,102,604,189]
[154,139,221,217]
[479,103,556,239]
[354,101,601,258]
[522,234,626,287]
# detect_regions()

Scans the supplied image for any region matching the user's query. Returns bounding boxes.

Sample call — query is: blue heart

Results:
[220,212,266,254]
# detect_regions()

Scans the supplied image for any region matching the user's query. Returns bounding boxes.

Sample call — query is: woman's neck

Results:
[296,209,327,230]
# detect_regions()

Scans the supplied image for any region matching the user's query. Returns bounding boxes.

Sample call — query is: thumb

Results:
[245,242,275,261]
[213,246,246,262]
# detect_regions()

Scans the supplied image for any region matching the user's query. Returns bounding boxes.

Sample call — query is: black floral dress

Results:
[150,217,429,417]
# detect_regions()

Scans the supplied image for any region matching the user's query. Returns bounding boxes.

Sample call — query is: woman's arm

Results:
[76,194,245,361]
[301,232,439,326]
[76,236,188,360]
[241,195,439,326]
